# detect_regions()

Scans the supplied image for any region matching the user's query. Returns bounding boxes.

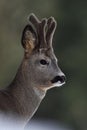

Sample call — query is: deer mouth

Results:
[52,81,65,87]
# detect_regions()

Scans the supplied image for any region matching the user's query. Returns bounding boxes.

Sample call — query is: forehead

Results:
[38,48,57,61]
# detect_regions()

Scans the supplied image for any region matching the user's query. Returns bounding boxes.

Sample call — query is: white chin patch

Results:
[51,81,65,88]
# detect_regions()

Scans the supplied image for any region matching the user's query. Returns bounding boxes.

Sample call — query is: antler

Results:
[28,14,57,49]
[29,14,47,48]
[46,17,57,47]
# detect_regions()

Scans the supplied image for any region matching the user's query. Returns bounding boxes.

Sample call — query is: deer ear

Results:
[21,25,36,53]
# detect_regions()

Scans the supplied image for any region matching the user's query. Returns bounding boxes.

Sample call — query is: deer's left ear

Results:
[21,25,37,53]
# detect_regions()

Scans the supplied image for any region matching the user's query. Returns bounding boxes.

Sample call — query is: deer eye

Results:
[40,59,48,65]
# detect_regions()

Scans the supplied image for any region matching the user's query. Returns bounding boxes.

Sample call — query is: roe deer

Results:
[0,14,66,125]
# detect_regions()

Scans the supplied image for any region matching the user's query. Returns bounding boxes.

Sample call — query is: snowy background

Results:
[0,117,72,130]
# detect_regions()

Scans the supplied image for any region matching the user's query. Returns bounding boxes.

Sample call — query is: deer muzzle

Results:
[51,75,66,87]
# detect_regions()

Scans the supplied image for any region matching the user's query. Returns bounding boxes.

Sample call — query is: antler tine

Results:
[47,17,54,28]
[39,18,47,48]
[29,13,40,31]
[46,17,57,47]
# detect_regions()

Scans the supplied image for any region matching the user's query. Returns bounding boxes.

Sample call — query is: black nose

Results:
[51,75,66,84]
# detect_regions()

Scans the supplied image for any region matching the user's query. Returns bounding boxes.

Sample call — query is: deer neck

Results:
[7,61,46,122]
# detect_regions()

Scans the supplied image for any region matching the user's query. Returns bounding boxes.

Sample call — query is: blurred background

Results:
[0,0,87,130]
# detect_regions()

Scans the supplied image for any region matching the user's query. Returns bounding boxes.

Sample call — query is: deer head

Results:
[21,14,66,92]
